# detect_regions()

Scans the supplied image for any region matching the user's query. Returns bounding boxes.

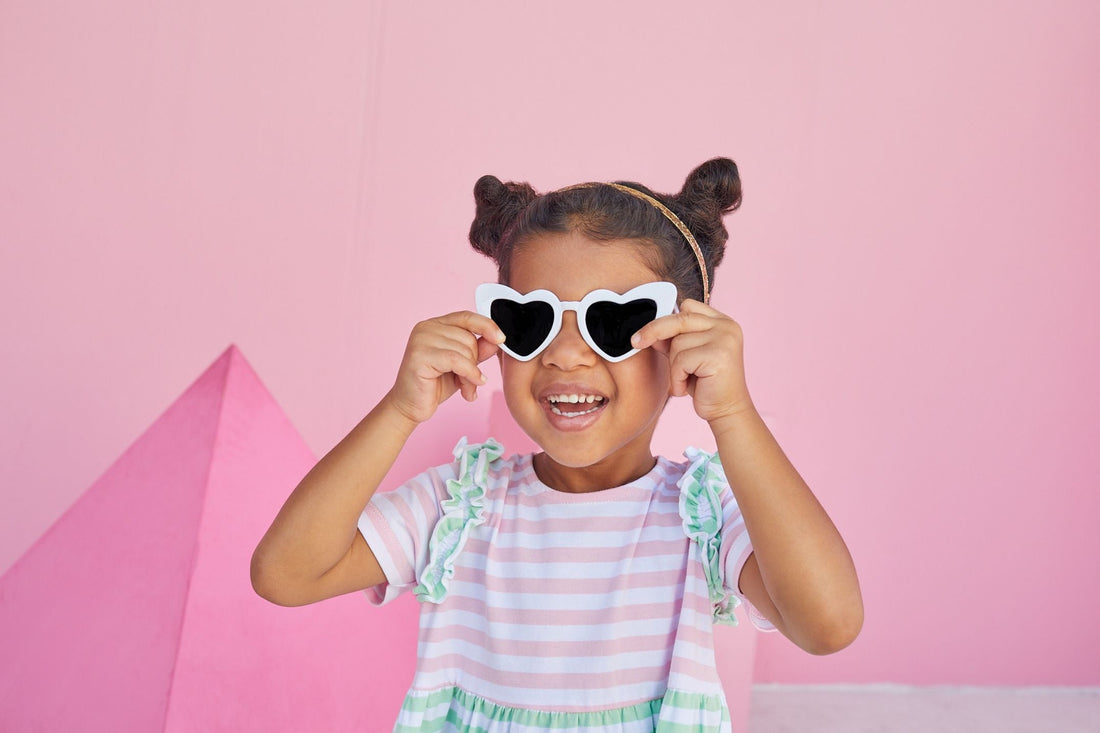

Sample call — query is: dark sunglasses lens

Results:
[586,298,658,358]
[491,299,555,357]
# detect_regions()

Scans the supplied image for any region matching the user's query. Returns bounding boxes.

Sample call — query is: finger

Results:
[631,311,718,351]
[646,329,709,357]
[668,368,692,398]
[457,373,479,402]
[424,346,487,388]
[648,337,672,356]
[668,346,709,398]
[437,328,480,365]
[668,353,692,397]
[662,330,712,360]
[438,310,507,344]
[476,334,501,364]
[439,368,484,404]
[440,324,505,368]
[457,337,503,398]
[440,371,474,403]
[678,298,724,316]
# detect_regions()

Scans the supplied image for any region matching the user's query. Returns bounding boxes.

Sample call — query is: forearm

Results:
[710,405,862,651]
[252,392,417,589]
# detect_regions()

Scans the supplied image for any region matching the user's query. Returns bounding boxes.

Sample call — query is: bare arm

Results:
[713,407,863,655]
[250,311,503,607]
[250,396,416,606]
[632,299,863,654]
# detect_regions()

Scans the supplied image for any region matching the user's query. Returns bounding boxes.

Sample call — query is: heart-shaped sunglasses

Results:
[475,281,678,362]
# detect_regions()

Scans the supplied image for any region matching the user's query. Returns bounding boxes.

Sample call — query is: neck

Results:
[533,450,657,494]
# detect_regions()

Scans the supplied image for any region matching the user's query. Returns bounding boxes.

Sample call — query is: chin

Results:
[531,435,605,468]
[541,448,603,470]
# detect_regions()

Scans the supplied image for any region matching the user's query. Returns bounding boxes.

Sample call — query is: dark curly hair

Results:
[468,157,742,303]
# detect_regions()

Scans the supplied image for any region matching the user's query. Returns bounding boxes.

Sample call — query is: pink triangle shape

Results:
[0,345,420,731]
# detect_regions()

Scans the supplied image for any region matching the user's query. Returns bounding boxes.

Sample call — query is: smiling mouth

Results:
[546,394,606,417]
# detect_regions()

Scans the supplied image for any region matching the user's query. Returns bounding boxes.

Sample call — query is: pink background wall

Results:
[2,1,1098,687]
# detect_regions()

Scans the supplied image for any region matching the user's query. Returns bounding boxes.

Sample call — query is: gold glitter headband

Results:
[555,182,710,303]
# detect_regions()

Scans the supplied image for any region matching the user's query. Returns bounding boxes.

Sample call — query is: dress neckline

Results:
[515,452,675,502]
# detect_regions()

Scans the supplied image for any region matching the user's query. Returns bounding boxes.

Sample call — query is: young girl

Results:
[252,158,863,731]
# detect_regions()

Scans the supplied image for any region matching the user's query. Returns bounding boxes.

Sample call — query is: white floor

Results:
[748,685,1100,733]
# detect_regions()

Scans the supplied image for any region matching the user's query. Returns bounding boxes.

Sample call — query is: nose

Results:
[540,311,597,369]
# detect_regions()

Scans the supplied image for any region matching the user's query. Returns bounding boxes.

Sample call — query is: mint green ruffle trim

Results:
[394,686,730,732]
[414,437,504,603]
[677,447,740,625]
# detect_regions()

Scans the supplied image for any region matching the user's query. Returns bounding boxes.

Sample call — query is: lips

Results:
[538,384,609,432]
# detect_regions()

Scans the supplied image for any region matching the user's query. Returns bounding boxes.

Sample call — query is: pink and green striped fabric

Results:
[358,439,769,731]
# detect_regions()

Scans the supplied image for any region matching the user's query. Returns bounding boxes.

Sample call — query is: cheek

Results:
[645,349,671,384]
[499,357,531,398]
[617,351,671,402]
[653,367,672,404]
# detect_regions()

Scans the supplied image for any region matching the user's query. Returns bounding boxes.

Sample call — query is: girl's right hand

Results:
[384,311,505,425]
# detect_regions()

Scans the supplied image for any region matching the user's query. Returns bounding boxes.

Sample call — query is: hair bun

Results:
[677,157,742,214]
[670,158,743,278]
[469,175,538,260]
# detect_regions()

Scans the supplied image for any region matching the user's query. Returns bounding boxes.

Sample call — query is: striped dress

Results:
[358,438,771,732]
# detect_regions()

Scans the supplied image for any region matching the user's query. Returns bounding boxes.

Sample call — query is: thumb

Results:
[477,336,501,363]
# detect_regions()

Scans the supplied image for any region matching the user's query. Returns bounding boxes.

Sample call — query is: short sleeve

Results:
[717,485,777,632]
[356,465,453,606]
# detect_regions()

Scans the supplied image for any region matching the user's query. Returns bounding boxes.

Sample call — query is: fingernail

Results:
[496,329,506,343]
[631,333,642,346]
[479,372,487,383]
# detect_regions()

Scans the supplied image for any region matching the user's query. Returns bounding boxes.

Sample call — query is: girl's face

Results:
[501,229,672,492]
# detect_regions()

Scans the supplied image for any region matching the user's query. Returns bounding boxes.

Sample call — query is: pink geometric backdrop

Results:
[2,0,1099,690]
[0,347,419,730]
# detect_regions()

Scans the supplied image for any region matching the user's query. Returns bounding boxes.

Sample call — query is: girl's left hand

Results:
[630,299,754,424]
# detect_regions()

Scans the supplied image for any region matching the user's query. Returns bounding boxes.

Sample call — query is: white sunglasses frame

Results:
[475,281,678,363]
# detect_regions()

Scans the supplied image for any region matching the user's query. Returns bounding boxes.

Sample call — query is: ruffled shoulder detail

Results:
[414,437,504,604]
[677,446,741,625]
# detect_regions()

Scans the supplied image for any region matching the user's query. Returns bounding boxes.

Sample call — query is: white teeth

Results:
[547,393,605,404]
[546,393,606,417]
